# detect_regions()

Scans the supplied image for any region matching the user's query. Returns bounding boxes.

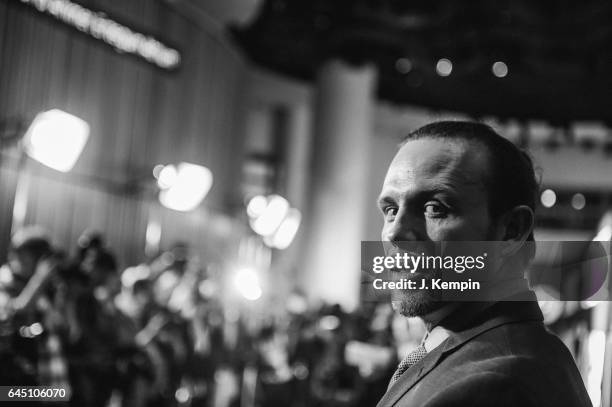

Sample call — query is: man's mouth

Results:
[388,269,428,280]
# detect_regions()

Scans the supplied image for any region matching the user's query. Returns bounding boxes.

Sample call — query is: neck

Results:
[420,303,460,330]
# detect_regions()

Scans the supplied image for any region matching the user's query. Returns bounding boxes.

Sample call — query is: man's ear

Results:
[500,205,534,256]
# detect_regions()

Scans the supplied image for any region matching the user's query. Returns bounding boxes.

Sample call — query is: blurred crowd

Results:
[0,226,425,407]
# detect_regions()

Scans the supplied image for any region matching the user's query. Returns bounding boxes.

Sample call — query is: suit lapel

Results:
[376,298,544,407]
[376,345,445,407]
[441,299,543,354]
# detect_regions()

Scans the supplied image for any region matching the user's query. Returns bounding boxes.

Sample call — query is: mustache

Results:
[382,243,436,257]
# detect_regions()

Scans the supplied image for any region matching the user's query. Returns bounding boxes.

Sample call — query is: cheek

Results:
[425,216,491,240]
[380,222,389,241]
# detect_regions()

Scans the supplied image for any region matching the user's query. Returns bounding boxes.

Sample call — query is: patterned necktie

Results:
[389,345,428,386]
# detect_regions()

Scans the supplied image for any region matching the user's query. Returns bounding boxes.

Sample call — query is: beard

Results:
[390,272,444,317]
[388,224,501,317]
[391,291,442,317]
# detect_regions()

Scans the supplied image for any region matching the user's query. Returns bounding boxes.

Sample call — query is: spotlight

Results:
[23,109,89,172]
[158,162,213,212]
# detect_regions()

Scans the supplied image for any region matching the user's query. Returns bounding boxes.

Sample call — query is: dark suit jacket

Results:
[377,295,592,407]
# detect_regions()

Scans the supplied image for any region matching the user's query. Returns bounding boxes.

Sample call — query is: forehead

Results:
[382,137,489,192]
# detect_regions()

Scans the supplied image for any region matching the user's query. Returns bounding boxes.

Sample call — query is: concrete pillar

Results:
[300,60,377,311]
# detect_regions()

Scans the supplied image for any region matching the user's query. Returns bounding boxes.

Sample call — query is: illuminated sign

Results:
[19,0,181,70]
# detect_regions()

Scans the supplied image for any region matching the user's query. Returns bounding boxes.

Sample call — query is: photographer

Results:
[0,226,67,388]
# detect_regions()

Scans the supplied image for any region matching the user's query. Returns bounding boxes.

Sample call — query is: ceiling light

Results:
[571,193,586,210]
[492,61,508,78]
[436,58,452,76]
[540,189,556,208]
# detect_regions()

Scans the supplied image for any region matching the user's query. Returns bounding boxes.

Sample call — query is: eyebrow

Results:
[377,195,395,208]
[377,185,460,207]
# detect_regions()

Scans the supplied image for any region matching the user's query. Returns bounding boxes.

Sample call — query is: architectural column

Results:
[300,59,377,311]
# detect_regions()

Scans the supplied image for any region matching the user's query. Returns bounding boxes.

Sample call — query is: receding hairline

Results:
[400,129,492,153]
[397,135,494,183]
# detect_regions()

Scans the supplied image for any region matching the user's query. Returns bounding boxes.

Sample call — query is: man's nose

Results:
[383,209,425,242]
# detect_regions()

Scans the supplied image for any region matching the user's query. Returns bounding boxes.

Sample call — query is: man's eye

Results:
[383,206,398,218]
[424,202,447,217]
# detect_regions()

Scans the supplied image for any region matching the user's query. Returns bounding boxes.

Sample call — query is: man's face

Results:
[378,137,501,316]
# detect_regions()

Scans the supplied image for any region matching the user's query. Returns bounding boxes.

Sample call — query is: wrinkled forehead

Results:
[383,137,489,190]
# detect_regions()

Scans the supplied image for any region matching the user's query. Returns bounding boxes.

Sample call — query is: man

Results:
[375,121,591,407]
[65,247,124,407]
[0,227,65,387]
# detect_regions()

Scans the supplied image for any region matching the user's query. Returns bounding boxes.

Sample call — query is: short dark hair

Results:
[402,121,539,242]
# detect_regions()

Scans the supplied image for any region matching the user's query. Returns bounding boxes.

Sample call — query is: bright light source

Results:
[247,195,268,218]
[159,162,213,212]
[264,209,301,250]
[157,165,178,189]
[247,194,301,247]
[571,193,586,210]
[233,267,262,301]
[492,61,508,78]
[250,195,289,236]
[24,109,89,172]
[436,58,452,76]
[540,189,556,208]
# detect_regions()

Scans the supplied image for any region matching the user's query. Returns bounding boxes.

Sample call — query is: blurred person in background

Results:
[254,325,295,407]
[115,248,197,407]
[0,226,69,392]
[64,244,131,407]
[307,305,363,407]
